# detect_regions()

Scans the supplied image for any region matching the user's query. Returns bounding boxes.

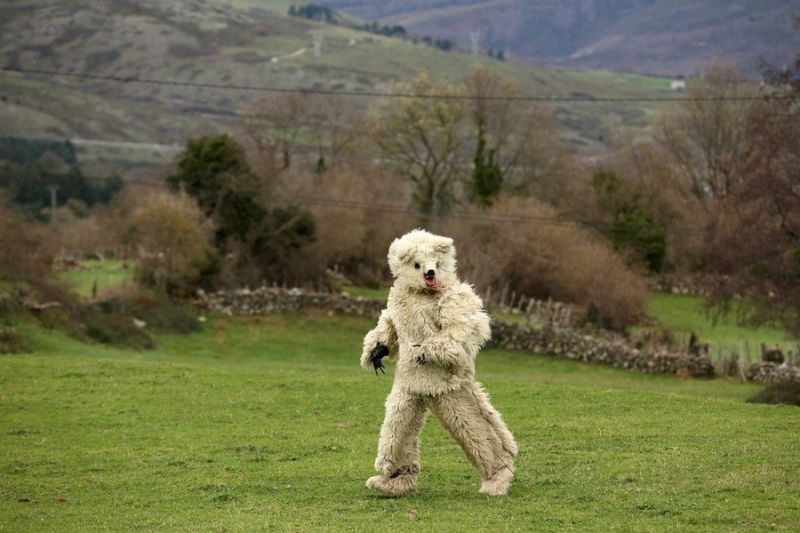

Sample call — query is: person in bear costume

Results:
[360,229,517,497]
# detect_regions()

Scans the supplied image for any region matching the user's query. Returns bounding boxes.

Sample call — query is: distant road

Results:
[71,138,183,153]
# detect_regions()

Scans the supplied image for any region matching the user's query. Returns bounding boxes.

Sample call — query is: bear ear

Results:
[432,237,454,256]
[388,238,412,263]
[388,238,411,277]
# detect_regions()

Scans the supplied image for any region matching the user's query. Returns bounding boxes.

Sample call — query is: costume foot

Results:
[479,467,514,496]
[366,474,417,497]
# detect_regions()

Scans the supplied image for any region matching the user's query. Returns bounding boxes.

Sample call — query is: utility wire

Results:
[91,176,707,235]
[277,193,708,235]
[0,65,785,103]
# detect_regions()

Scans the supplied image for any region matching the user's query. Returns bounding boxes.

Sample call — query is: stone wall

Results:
[746,362,800,384]
[490,322,715,377]
[197,287,386,318]
[650,274,720,297]
[195,287,720,379]
[650,273,766,300]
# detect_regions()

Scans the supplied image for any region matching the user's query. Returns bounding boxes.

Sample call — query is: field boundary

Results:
[196,286,723,379]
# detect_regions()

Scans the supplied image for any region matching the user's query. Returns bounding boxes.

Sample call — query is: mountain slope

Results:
[0,0,677,171]
[319,0,800,76]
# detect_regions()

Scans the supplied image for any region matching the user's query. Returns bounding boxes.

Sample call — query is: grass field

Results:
[59,260,135,298]
[2,312,798,531]
[643,293,795,356]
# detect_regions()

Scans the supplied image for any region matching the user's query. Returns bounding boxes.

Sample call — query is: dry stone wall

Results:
[197,287,385,318]
[490,322,715,377]
[650,274,719,296]
[746,362,800,384]
[195,287,717,378]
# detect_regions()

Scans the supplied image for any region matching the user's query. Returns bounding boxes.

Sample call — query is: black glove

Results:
[412,344,426,365]
[369,343,390,375]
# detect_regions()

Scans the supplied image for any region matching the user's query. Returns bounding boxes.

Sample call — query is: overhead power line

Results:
[0,65,785,103]
[102,177,707,235]
[276,193,705,235]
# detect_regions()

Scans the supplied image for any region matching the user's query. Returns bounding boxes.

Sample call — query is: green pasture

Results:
[560,69,675,93]
[1,312,798,531]
[342,285,388,299]
[59,260,134,298]
[643,293,795,356]
[55,261,798,355]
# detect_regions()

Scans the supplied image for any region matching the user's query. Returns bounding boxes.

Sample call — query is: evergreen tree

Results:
[168,134,316,283]
[167,134,265,245]
[591,169,667,272]
[471,132,502,207]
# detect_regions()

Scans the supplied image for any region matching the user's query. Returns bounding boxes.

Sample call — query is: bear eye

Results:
[414,262,420,270]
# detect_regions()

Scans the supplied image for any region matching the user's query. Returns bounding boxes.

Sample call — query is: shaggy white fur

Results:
[361,229,517,497]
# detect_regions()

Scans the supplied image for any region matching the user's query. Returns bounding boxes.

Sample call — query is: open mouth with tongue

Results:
[424,273,440,290]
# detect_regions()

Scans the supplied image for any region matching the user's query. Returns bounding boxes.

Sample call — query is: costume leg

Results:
[366,387,428,497]
[430,382,517,495]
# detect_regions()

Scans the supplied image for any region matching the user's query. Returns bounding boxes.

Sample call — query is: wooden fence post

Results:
[735,354,747,384]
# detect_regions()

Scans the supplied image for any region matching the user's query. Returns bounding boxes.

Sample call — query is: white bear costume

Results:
[360,229,517,496]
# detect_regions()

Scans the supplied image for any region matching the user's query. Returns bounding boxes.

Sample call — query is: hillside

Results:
[0,0,679,174]
[319,0,800,76]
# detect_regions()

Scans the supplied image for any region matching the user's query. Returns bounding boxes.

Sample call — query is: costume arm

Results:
[418,287,491,368]
[360,309,398,371]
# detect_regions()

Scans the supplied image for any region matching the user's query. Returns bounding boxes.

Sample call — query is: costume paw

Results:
[411,344,426,365]
[479,467,514,496]
[369,343,389,374]
[366,474,417,497]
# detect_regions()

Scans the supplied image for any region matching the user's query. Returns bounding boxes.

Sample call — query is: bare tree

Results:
[706,43,800,335]
[306,95,363,174]
[661,62,754,202]
[243,93,361,178]
[243,92,310,177]
[465,67,555,205]
[370,72,467,222]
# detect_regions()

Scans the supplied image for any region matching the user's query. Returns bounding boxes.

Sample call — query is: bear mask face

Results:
[388,229,457,293]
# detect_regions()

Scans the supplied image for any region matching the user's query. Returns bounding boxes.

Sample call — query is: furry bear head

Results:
[388,229,458,292]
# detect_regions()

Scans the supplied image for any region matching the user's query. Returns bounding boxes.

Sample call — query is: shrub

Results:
[97,286,200,334]
[0,195,56,286]
[282,163,419,288]
[82,285,200,349]
[442,196,647,329]
[610,207,667,273]
[84,310,156,350]
[747,382,800,407]
[58,214,122,259]
[590,169,668,273]
[0,326,31,354]
[124,191,214,295]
